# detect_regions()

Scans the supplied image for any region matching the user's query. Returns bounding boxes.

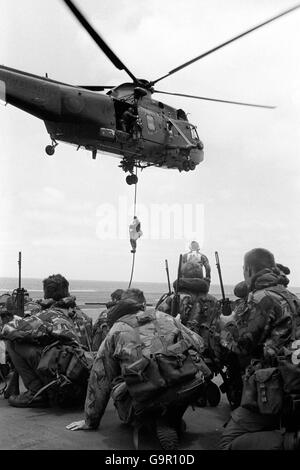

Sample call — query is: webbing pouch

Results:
[65,349,94,382]
[123,356,166,403]
[241,372,258,412]
[255,367,283,415]
[156,339,198,386]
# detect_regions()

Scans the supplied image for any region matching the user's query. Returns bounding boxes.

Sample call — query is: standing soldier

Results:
[182,241,211,284]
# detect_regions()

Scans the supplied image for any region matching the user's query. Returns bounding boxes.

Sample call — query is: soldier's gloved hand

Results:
[66,420,95,431]
[221,298,232,316]
[220,330,237,351]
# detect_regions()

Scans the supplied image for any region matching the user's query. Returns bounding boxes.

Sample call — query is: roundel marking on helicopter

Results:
[63,94,85,113]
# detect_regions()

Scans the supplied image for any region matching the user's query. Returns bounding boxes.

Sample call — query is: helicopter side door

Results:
[138,106,165,158]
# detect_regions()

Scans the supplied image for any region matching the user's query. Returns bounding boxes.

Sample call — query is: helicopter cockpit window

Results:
[190,126,199,140]
[177,109,187,120]
[146,114,156,132]
[0,81,6,106]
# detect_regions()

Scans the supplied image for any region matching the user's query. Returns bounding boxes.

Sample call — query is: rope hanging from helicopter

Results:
[128,166,139,288]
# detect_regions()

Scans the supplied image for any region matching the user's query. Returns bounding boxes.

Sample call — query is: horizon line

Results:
[0,276,299,289]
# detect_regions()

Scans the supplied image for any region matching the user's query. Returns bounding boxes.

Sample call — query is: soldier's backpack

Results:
[121,313,200,405]
[36,341,94,407]
[239,287,300,416]
[264,286,300,340]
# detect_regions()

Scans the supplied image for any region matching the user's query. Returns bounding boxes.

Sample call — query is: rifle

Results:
[15,252,25,317]
[154,259,173,309]
[215,251,232,316]
[4,252,24,399]
[165,259,171,295]
[171,254,183,317]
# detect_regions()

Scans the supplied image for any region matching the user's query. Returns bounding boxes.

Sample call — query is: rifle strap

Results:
[28,378,61,403]
[119,316,144,359]
[120,312,180,356]
[264,288,297,315]
[264,287,298,340]
[155,292,169,310]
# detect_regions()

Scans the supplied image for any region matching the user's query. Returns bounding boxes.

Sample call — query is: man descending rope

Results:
[129,216,143,254]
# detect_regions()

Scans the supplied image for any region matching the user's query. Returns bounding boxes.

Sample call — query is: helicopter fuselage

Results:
[0,66,204,173]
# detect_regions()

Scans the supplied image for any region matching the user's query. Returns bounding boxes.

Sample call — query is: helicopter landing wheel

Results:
[182,160,190,172]
[45,145,55,156]
[189,160,196,170]
[126,174,138,185]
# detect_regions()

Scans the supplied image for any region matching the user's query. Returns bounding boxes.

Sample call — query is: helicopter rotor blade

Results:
[154,90,276,109]
[62,0,138,83]
[77,85,115,91]
[151,3,300,85]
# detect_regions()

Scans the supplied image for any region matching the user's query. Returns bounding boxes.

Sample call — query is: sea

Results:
[1,277,300,305]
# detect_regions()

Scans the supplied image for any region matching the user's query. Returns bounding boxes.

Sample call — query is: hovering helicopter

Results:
[0,1,299,185]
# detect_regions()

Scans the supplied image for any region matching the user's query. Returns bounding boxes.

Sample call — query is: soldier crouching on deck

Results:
[157,261,219,330]
[66,288,210,451]
[158,261,247,409]
[219,248,300,450]
[0,274,93,408]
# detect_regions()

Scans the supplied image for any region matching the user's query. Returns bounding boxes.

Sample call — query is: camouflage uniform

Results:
[1,296,93,401]
[91,308,109,352]
[157,278,221,349]
[83,304,206,429]
[1,296,93,349]
[221,268,299,371]
[91,299,121,352]
[219,268,300,450]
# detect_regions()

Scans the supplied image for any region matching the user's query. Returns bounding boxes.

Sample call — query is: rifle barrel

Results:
[18,251,22,289]
[175,254,183,294]
[165,259,171,294]
[215,251,226,300]
[171,254,183,317]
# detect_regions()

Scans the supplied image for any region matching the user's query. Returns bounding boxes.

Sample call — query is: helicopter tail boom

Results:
[0,66,62,120]
[0,65,116,129]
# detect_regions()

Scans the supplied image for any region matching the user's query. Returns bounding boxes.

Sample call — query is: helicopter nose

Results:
[190,146,204,165]
[197,140,204,150]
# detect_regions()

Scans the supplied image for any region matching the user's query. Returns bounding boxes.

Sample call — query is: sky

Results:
[0,0,299,286]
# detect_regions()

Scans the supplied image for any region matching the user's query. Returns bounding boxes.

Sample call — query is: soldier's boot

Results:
[8,390,49,408]
[155,417,179,451]
[4,370,20,399]
[283,431,300,450]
